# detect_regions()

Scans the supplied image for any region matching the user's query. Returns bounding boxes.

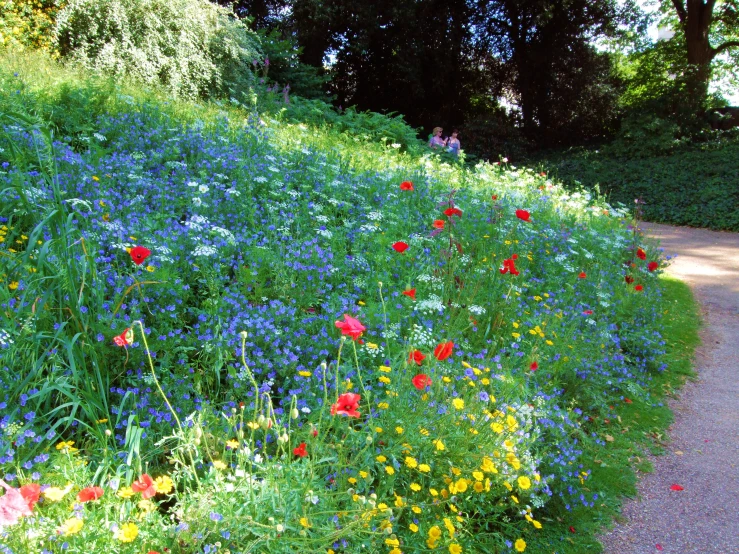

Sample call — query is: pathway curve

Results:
[599,223,739,554]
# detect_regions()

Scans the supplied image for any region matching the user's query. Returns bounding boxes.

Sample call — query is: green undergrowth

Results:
[540,136,739,232]
[531,276,700,553]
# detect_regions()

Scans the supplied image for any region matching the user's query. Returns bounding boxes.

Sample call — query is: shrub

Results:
[54,0,261,100]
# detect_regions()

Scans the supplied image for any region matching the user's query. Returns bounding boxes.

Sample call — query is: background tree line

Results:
[217,0,738,158]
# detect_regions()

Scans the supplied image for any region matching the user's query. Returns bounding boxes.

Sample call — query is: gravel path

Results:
[599,223,739,554]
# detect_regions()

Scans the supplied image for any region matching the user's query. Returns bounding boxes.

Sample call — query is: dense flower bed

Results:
[0,82,667,553]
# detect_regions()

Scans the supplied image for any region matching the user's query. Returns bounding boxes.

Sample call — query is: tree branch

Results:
[712,39,739,58]
[671,0,687,24]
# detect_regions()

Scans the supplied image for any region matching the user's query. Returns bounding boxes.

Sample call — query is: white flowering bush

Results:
[54,0,261,100]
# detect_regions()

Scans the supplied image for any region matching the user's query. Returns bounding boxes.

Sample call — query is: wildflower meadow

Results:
[0,57,695,554]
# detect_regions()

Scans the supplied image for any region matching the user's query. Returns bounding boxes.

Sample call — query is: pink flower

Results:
[392,241,409,253]
[0,480,33,527]
[515,209,531,222]
[335,314,366,341]
[412,374,432,390]
[132,474,156,499]
[331,393,361,418]
[77,486,104,503]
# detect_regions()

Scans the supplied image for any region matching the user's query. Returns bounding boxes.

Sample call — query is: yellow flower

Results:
[481,457,497,473]
[92,175,100,181]
[55,441,77,453]
[348,477,357,484]
[212,460,227,470]
[409,522,419,532]
[517,476,532,490]
[472,471,484,481]
[8,281,19,290]
[376,426,384,433]
[410,483,421,492]
[532,520,542,529]
[145,265,155,272]
[117,487,135,499]
[428,526,442,539]
[60,517,83,536]
[116,522,139,543]
[449,544,462,554]
[395,426,404,434]
[453,479,467,493]
[515,538,527,552]
[389,549,401,554]
[366,342,379,349]
[154,475,174,494]
[411,505,422,514]
[378,402,389,409]
[385,466,395,475]
[378,365,392,372]
[451,398,465,410]
[473,481,484,493]
[429,488,438,497]
[226,439,239,449]
[451,467,461,476]
[491,422,504,434]
[247,421,259,430]
[385,538,400,547]
[137,499,156,514]
[511,495,519,503]
[404,456,418,469]
[376,455,387,463]
[433,439,445,451]
[443,517,455,537]
[419,463,431,473]
[44,484,73,502]
[300,517,311,528]
[379,375,391,384]
[419,428,429,436]
[359,471,368,478]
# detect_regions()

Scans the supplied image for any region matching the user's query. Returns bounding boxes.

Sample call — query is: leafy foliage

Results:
[0,0,61,51]
[54,0,262,100]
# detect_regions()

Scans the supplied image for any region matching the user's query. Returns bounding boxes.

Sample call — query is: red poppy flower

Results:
[625,275,634,284]
[500,254,520,276]
[412,374,432,390]
[402,288,416,300]
[330,393,361,418]
[293,442,308,457]
[77,486,104,503]
[392,241,409,253]
[312,429,318,437]
[670,484,684,491]
[624,398,633,404]
[129,246,151,265]
[408,349,426,366]
[132,474,156,499]
[636,247,646,260]
[491,195,498,200]
[19,484,40,510]
[578,272,587,279]
[443,207,463,218]
[399,181,414,191]
[432,219,445,229]
[113,327,133,347]
[648,261,659,272]
[515,209,531,222]
[335,314,366,341]
[529,361,538,371]
[635,284,644,292]
[582,310,593,315]
[569,526,576,533]
[433,341,454,361]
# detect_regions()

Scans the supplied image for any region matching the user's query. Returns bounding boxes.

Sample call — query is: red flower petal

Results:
[670,484,684,491]
[433,341,454,361]
[77,486,104,503]
[392,241,409,253]
[401,288,416,300]
[443,207,463,218]
[515,209,530,222]
[656,545,663,551]
[399,181,414,191]
[412,374,432,390]
[529,361,538,371]
[578,272,587,279]
[432,219,445,229]
[129,246,151,265]
[648,261,659,272]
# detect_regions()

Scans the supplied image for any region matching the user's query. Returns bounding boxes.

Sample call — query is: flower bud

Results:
[291,408,299,419]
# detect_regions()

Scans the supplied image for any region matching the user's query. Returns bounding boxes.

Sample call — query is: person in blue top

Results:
[429,127,447,149]
[446,129,461,156]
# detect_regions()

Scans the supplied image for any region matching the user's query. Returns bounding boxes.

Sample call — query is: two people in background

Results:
[429,127,461,156]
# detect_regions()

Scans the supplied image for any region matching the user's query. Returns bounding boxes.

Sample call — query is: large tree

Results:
[664,0,739,108]
[472,0,626,146]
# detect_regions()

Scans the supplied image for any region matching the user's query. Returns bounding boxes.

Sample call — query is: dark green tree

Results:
[472,0,627,147]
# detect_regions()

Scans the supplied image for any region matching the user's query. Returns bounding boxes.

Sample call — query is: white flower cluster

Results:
[408,324,435,348]
[185,215,210,231]
[417,294,445,315]
[193,245,218,257]
[0,329,13,348]
[211,226,236,245]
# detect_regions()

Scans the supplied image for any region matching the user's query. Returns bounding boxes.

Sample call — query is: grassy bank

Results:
[0,51,701,554]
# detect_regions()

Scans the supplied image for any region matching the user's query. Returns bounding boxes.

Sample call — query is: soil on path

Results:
[599,223,739,554]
